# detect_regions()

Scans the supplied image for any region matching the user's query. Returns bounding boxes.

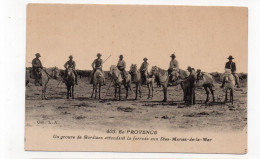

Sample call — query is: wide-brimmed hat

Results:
[187,66,192,70]
[170,54,176,58]
[97,53,102,57]
[35,53,41,57]
[143,57,148,61]
[69,55,73,58]
[227,55,234,59]
[119,55,123,58]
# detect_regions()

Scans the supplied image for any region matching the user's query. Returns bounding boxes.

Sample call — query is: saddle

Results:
[141,70,148,84]
[30,68,42,79]
[169,69,180,82]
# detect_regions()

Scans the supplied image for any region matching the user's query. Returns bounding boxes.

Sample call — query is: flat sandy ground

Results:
[25,78,247,133]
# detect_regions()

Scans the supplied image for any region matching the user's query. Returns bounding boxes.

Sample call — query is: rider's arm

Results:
[73,61,76,69]
[122,60,126,69]
[39,60,43,68]
[175,60,179,68]
[64,61,68,69]
[32,59,36,67]
[233,63,236,73]
[225,62,228,69]
[91,60,95,69]
[100,59,103,68]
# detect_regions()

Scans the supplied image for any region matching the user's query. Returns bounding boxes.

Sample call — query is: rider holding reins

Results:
[90,53,104,84]
[64,55,78,85]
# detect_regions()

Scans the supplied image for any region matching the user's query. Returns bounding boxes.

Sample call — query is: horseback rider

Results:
[220,55,240,88]
[90,53,104,84]
[168,53,179,82]
[117,55,127,81]
[64,55,78,85]
[32,53,43,86]
[140,57,149,84]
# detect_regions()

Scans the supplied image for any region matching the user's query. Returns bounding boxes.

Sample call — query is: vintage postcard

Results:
[25,4,248,153]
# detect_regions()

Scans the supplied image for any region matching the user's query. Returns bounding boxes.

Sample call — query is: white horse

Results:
[109,65,133,100]
[26,67,60,99]
[222,69,235,104]
[91,69,105,99]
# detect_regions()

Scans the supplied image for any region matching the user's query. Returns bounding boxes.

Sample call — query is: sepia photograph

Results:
[25,4,247,153]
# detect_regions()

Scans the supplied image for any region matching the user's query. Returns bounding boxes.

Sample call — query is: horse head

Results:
[51,67,60,79]
[129,64,137,75]
[109,65,122,83]
[150,66,158,76]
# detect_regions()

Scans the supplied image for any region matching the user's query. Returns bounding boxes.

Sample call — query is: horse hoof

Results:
[162,99,166,102]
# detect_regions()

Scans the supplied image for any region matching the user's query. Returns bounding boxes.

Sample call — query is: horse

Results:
[222,69,235,104]
[150,66,188,102]
[196,70,216,103]
[91,69,105,99]
[64,67,75,99]
[129,64,154,99]
[26,67,60,100]
[109,65,133,100]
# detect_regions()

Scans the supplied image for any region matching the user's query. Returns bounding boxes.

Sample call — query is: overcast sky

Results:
[26,4,248,73]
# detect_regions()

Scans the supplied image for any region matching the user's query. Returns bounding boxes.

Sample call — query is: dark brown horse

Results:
[64,67,75,99]
[196,70,215,103]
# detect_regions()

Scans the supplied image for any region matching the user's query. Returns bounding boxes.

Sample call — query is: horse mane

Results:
[155,66,168,76]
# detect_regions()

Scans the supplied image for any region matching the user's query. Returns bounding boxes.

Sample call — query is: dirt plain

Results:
[25,77,247,133]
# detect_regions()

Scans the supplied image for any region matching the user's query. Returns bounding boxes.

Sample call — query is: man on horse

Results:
[140,57,149,84]
[90,53,105,84]
[64,55,78,85]
[168,53,179,83]
[117,55,127,82]
[32,53,43,86]
[220,55,240,88]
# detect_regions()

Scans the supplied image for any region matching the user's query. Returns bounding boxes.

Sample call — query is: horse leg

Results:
[210,85,215,103]
[67,85,70,99]
[125,84,128,99]
[91,85,94,98]
[139,83,142,98]
[26,80,29,86]
[225,89,228,103]
[231,89,234,104]
[147,84,150,99]
[114,85,117,100]
[151,82,154,99]
[162,85,167,102]
[230,89,232,103]
[192,87,196,104]
[42,83,48,100]
[72,85,74,99]
[98,84,101,99]
[118,85,121,100]
[95,85,97,99]
[180,83,185,101]
[135,83,138,100]
[204,86,209,104]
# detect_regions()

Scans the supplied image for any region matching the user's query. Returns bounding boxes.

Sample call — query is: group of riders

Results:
[31,52,240,88]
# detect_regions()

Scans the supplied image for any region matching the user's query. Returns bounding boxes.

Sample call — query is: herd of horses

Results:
[26,65,237,104]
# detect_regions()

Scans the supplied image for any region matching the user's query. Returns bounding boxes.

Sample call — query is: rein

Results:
[43,69,56,79]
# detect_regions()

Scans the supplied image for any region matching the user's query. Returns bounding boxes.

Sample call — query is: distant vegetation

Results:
[26,67,247,83]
